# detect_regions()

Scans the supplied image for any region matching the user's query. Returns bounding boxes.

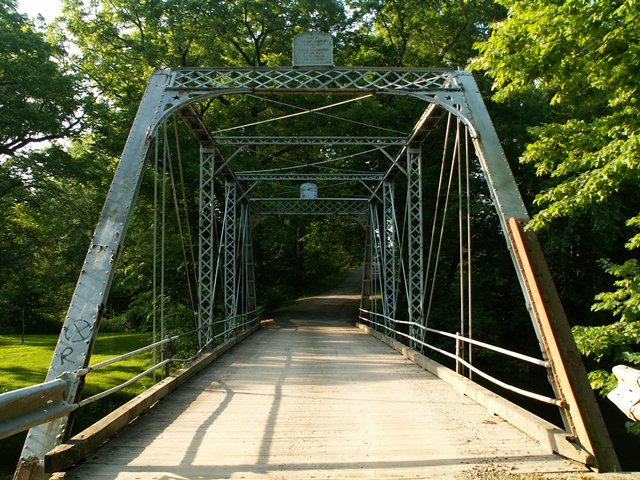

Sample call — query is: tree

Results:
[344,0,504,67]
[0,0,85,156]
[0,1,100,333]
[0,144,109,333]
[472,0,640,399]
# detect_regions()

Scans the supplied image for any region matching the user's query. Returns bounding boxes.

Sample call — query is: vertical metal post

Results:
[360,211,372,318]
[244,205,257,319]
[223,180,238,339]
[406,146,424,346]
[369,202,380,327]
[15,70,172,479]
[198,147,216,349]
[382,181,397,330]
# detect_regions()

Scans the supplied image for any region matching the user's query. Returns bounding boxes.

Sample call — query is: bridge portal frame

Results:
[15,66,619,478]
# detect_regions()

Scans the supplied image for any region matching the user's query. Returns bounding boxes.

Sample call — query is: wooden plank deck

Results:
[57,273,586,479]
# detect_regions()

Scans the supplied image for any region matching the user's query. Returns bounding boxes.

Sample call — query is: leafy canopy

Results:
[472,0,640,395]
[0,0,86,156]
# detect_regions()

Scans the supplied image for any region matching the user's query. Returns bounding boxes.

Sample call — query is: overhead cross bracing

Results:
[249,198,369,218]
[13,66,621,478]
[167,67,455,93]
[235,173,385,182]
[213,136,406,146]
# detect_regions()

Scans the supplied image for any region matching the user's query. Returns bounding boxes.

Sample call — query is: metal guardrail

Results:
[0,376,74,439]
[0,308,264,441]
[359,308,561,406]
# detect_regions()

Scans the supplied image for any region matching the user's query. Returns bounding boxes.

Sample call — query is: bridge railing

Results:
[0,308,263,441]
[358,308,562,407]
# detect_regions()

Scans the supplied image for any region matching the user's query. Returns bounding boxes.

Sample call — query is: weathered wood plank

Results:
[506,218,620,472]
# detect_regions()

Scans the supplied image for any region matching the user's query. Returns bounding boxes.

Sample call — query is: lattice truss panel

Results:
[405,147,424,345]
[382,181,397,323]
[198,147,216,348]
[169,67,456,92]
[215,136,405,146]
[250,198,368,217]
[223,181,238,338]
[236,173,384,182]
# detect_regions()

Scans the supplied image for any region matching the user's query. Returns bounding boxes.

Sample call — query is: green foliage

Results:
[346,0,505,67]
[473,0,640,422]
[0,1,105,334]
[573,318,640,395]
[0,332,154,479]
[0,144,109,333]
[627,421,640,436]
[0,0,86,156]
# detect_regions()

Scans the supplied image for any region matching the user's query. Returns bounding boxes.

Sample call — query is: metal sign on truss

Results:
[15,65,620,477]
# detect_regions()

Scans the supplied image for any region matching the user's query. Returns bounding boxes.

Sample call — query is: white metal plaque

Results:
[293,32,333,67]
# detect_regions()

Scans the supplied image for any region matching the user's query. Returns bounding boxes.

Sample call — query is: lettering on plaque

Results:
[293,32,334,67]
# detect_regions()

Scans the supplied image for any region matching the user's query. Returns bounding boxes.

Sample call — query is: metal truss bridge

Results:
[4,66,622,478]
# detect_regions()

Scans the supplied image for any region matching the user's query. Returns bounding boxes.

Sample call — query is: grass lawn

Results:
[0,332,155,394]
[0,332,156,479]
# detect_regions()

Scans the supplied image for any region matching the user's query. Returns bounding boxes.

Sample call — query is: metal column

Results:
[369,202,383,328]
[198,147,216,349]
[406,146,424,345]
[382,181,397,328]
[241,203,257,319]
[360,214,372,317]
[223,180,238,339]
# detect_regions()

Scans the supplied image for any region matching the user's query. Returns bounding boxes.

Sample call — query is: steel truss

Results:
[223,181,238,338]
[236,173,384,182]
[215,136,406,146]
[405,147,424,347]
[17,66,620,478]
[240,203,257,318]
[382,181,397,324]
[365,181,397,333]
[168,67,456,93]
[198,147,216,348]
[250,198,368,217]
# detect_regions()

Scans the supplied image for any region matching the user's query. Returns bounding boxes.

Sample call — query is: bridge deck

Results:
[59,273,585,479]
